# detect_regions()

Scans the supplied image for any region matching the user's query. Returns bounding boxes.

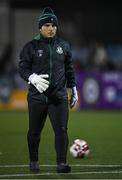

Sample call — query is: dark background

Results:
[9,0,122,44]
[0,0,122,108]
[0,0,122,91]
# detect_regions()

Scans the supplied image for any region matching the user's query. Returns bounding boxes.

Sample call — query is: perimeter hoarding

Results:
[77,71,122,110]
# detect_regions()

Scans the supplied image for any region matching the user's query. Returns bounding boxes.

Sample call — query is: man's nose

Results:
[49,25,54,29]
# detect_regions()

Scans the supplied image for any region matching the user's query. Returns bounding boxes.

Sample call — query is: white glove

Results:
[28,73,49,93]
[69,86,78,108]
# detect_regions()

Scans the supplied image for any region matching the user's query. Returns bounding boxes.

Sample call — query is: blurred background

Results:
[0,0,122,111]
[1,1,122,178]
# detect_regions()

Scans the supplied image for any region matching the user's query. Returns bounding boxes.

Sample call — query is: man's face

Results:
[40,23,57,38]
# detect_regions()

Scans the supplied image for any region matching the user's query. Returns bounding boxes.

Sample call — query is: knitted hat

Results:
[38,7,58,29]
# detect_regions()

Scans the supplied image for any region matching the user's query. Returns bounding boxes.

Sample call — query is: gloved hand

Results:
[28,73,49,93]
[69,86,78,108]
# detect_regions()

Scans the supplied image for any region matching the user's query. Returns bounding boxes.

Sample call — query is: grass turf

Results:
[0,110,122,179]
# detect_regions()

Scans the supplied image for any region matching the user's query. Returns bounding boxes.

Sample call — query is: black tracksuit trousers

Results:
[27,96,69,164]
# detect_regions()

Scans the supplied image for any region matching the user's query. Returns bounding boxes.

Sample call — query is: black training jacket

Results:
[18,34,76,101]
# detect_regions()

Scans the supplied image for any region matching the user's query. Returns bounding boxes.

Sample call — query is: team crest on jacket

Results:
[56,46,63,54]
[37,49,43,57]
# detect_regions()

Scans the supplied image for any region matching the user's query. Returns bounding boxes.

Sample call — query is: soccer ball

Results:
[69,139,90,158]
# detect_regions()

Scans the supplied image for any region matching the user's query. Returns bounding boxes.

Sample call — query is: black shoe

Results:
[29,161,40,172]
[57,163,71,173]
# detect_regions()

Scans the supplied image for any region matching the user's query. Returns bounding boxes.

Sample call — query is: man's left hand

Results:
[69,86,78,108]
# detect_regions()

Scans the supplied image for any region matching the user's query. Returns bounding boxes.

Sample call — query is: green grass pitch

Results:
[0,110,122,179]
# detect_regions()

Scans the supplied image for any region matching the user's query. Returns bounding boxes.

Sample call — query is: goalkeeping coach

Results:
[18,7,78,173]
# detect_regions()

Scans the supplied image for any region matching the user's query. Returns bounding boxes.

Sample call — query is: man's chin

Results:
[48,35,54,38]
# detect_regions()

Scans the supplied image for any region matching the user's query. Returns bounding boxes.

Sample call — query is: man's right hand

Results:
[28,73,49,93]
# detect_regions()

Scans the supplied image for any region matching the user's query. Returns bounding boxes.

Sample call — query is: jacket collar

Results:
[34,33,56,43]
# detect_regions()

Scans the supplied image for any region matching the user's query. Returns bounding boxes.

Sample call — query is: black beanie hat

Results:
[38,7,58,29]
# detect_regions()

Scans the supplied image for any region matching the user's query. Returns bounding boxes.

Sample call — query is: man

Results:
[18,7,78,173]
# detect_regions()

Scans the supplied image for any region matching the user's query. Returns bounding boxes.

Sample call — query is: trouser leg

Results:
[27,97,48,161]
[48,99,69,164]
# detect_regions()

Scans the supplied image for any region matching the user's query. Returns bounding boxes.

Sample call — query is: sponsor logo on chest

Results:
[37,49,43,57]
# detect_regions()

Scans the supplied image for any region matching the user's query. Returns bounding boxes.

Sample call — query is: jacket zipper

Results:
[48,44,53,85]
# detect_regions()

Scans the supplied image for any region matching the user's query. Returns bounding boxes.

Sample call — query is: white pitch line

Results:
[0,171,122,178]
[0,164,122,168]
